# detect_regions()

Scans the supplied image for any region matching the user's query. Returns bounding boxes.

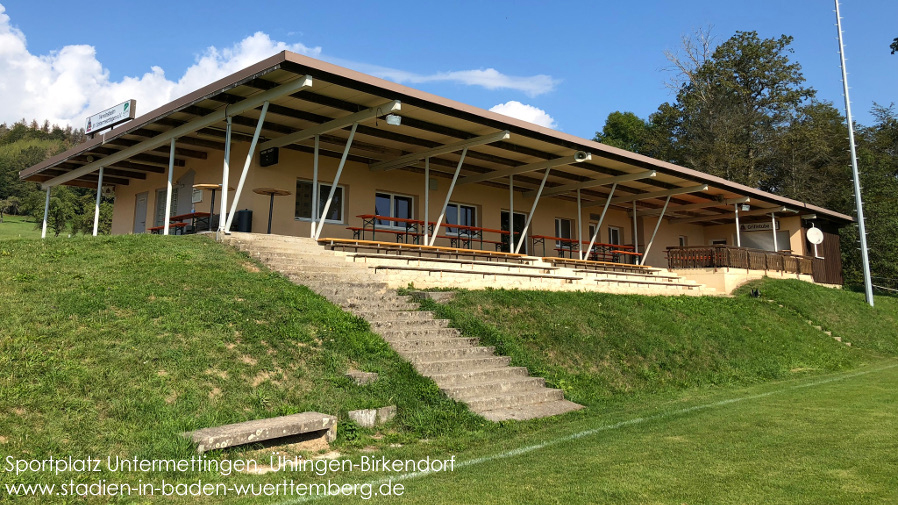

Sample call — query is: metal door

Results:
[133,192,148,233]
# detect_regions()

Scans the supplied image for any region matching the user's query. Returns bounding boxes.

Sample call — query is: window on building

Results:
[374,192,413,227]
[154,187,179,227]
[446,202,476,234]
[555,218,573,246]
[711,239,727,245]
[295,180,344,223]
[608,226,622,246]
[678,235,688,247]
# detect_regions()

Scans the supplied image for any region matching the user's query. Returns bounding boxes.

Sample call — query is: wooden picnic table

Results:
[170,211,211,233]
[356,215,520,250]
[530,235,634,260]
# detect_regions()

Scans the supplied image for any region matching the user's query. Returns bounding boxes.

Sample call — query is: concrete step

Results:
[340,300,420,312]
[427,366,530,387]
[387,336,480,352]
[254,253,350,264]
[442,376,546,399]
[377,327,462,340]
[415,355,511,374]
[369,318,449,330]
[464,388,564,412]
[479,399,584,422]
[399,346,496,363]
[351,310,435,320]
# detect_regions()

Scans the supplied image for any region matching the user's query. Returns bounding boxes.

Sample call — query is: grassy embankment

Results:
[1,234,896,503]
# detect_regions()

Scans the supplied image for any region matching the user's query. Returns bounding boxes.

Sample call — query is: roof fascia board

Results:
[41,75,313,188]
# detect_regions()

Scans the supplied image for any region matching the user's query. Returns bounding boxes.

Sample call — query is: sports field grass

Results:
[1,235,895,503]
[312,362,898,504]
[0,214,40,239]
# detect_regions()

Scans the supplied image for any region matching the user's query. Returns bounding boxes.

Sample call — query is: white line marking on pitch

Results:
[276,362,898,504]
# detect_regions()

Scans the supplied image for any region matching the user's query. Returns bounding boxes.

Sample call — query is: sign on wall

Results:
[740,220,779,232]
[85,100,136,135]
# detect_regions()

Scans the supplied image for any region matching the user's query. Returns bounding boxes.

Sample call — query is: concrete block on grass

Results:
[409,291,457,303]
[348,405,397,428]
[346,370,378,385]
[184,412,337,453]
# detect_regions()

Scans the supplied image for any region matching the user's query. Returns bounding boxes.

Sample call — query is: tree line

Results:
[0,120,112,236]
[595,30,897,287]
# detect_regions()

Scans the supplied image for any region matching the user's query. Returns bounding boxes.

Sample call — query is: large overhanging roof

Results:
[20,51,853,226]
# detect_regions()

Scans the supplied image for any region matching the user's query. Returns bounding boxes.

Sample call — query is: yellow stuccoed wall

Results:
[111,144,726,266]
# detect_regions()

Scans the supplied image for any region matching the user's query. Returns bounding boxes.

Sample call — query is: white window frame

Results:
[295,179,346,225]
[554,217,573,247]
[608,226,622,246]
[678,235,688,247]
[445,202,477,235]
[374,191,414,228]
[154,187,178,227]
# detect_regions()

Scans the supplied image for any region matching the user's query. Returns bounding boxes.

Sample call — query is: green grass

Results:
[1,235,896,503]
[418,280,892,408]
[0,235,492,501]
[0,214,40,239]
[319,362,898,504]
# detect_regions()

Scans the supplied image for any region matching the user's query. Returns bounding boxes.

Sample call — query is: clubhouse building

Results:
[20,51,850,290]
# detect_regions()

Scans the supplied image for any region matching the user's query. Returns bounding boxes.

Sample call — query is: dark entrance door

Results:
[500,210,527,254]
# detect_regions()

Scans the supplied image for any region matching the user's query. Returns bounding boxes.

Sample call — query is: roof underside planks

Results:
[19,52,852,227]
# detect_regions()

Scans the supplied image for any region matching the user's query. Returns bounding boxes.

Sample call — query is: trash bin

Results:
[235,209,253,233]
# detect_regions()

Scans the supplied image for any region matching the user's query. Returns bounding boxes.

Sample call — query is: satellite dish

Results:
[807,227,824,245]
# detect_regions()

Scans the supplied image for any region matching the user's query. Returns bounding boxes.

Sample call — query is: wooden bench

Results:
[347,227,416,243]
[320,238,532,264]
[347,252,560,272]
[371,264,582,282]
[183,412,337,453]
[148,222,188,234]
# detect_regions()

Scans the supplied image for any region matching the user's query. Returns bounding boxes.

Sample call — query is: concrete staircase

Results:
[222,232,583,422]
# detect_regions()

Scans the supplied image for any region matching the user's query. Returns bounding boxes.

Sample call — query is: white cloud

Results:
[0,7,320,126]
[0,4,558,127]
[335,60,558,97]
[489,101,557,129]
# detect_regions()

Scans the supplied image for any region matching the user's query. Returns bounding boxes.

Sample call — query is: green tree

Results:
[594,111,652,153]
[657,31,816,188]
[841,104,898,285]
[46,187,76,237]
[764,101,850,208]
[891,37,897,55]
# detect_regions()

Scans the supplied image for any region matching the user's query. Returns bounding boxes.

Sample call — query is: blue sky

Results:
[0,0,894,138]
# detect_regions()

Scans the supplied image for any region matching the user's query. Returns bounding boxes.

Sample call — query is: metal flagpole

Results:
[835,0,874,306]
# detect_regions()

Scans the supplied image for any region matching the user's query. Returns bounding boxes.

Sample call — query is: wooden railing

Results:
[666,245,814,275]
